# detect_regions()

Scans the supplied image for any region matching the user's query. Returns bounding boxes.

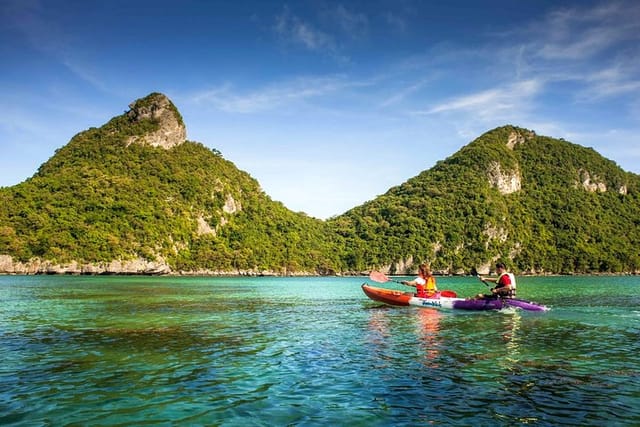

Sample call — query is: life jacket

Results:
[508,273,517,294]
[425,276,437,295]
[415,276,437,297]
[496,272,516,298]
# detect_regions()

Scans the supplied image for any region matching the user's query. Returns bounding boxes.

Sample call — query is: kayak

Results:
[361,284,548,311]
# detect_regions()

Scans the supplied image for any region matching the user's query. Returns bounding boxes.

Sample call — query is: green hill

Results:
[0,93,638,275]
[0,93,340,274]
[329,126,640,274]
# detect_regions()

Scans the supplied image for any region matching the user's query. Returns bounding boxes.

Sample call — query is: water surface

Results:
[1,275,639,426]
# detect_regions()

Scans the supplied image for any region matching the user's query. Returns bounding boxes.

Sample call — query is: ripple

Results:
[2,276,640,425]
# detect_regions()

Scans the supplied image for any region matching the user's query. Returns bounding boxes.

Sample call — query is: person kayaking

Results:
[401,263,437,298]
[477,262,516,299]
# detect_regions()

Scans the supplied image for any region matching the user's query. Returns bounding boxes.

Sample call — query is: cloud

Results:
[419,79,543,118]
[536,1,640,60]
[428,1,640,113]
[379,79,430,108]
[332,5,368,39]
[579,64,640,100]
[384,12,407,33]
[274,6,335,53]
[531,1,640,103]
[272,4,370,62]
[191,76,354,113]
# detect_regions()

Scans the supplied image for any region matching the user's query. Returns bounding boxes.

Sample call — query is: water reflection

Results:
[366,306,445,369]
[415,309,443,367]
[499,311,522,372]
[366,307,393,369]
[367,307,391,341]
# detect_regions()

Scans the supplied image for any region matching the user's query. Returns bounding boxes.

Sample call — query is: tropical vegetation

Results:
[1,94,638,275]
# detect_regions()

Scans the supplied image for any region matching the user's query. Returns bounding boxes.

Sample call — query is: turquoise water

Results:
[1,275,639,426]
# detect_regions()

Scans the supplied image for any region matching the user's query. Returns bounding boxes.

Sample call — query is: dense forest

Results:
[0,94,340,274]
[1,93,638,275]
[330,126,640,274]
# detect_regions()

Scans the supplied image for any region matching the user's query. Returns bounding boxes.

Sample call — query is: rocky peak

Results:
[126,92,186,149]
[506,129,536,150]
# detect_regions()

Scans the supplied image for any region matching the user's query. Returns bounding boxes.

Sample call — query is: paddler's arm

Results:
[491,284,512,295]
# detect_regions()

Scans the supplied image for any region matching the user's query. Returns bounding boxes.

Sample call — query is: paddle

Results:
[370,271,458,297]
[471,267,513,300]
[369,271,404,284]
[469,267,495,300]
[470,267,491,288]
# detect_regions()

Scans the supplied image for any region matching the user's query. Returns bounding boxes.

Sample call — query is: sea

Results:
[1,275,639,426]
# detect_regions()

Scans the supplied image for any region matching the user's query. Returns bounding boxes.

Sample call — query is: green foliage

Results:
[0,113,638,276]
[327,126,640,274]
[0,104,341,273]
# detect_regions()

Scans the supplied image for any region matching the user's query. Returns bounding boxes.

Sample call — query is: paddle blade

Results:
[369,271,390,283]
[440,290,457,298]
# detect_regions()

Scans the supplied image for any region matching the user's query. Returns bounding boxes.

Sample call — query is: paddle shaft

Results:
[470,268,492,288]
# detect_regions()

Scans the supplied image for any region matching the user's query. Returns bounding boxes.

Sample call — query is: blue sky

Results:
[1,0,639,219]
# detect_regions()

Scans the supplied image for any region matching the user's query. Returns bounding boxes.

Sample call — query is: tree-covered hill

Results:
[0,93,340,274]
[328,125,640,274]
[0,93,638,275]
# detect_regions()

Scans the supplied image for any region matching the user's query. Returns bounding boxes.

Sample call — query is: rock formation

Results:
[125,92,186,149]
[487,161,521,194]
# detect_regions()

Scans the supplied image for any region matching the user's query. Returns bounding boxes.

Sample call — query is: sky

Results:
[1,0,639,219]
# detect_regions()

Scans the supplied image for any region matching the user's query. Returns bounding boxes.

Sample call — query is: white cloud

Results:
[379,79,429,108]
[483,1,640,106]
[191,76,354,113]
[573,57,640,101]
[535,1,640,60]
[272,4,370,62]
[420,79,543,118]
[274,6,335,52]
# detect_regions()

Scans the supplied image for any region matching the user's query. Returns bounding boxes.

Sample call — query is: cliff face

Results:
[0,255,171,275]
[484,130,531,195]
[125,93,186,149]
[486,161,521,194]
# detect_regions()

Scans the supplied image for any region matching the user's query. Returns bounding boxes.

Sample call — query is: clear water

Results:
[1,275,639,426]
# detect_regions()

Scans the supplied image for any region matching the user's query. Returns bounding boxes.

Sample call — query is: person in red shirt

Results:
[478,262,516,299]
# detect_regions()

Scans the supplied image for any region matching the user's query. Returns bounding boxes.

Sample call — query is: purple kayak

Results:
[452,297,548,311]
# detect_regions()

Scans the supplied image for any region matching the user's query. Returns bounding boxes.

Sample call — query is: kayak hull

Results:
[362,284,547,311]
[360,284,412,306]
[501,298,548,311]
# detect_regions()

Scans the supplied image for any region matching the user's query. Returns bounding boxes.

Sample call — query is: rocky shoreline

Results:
[0,255,636,277]
[0,255,330,276]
